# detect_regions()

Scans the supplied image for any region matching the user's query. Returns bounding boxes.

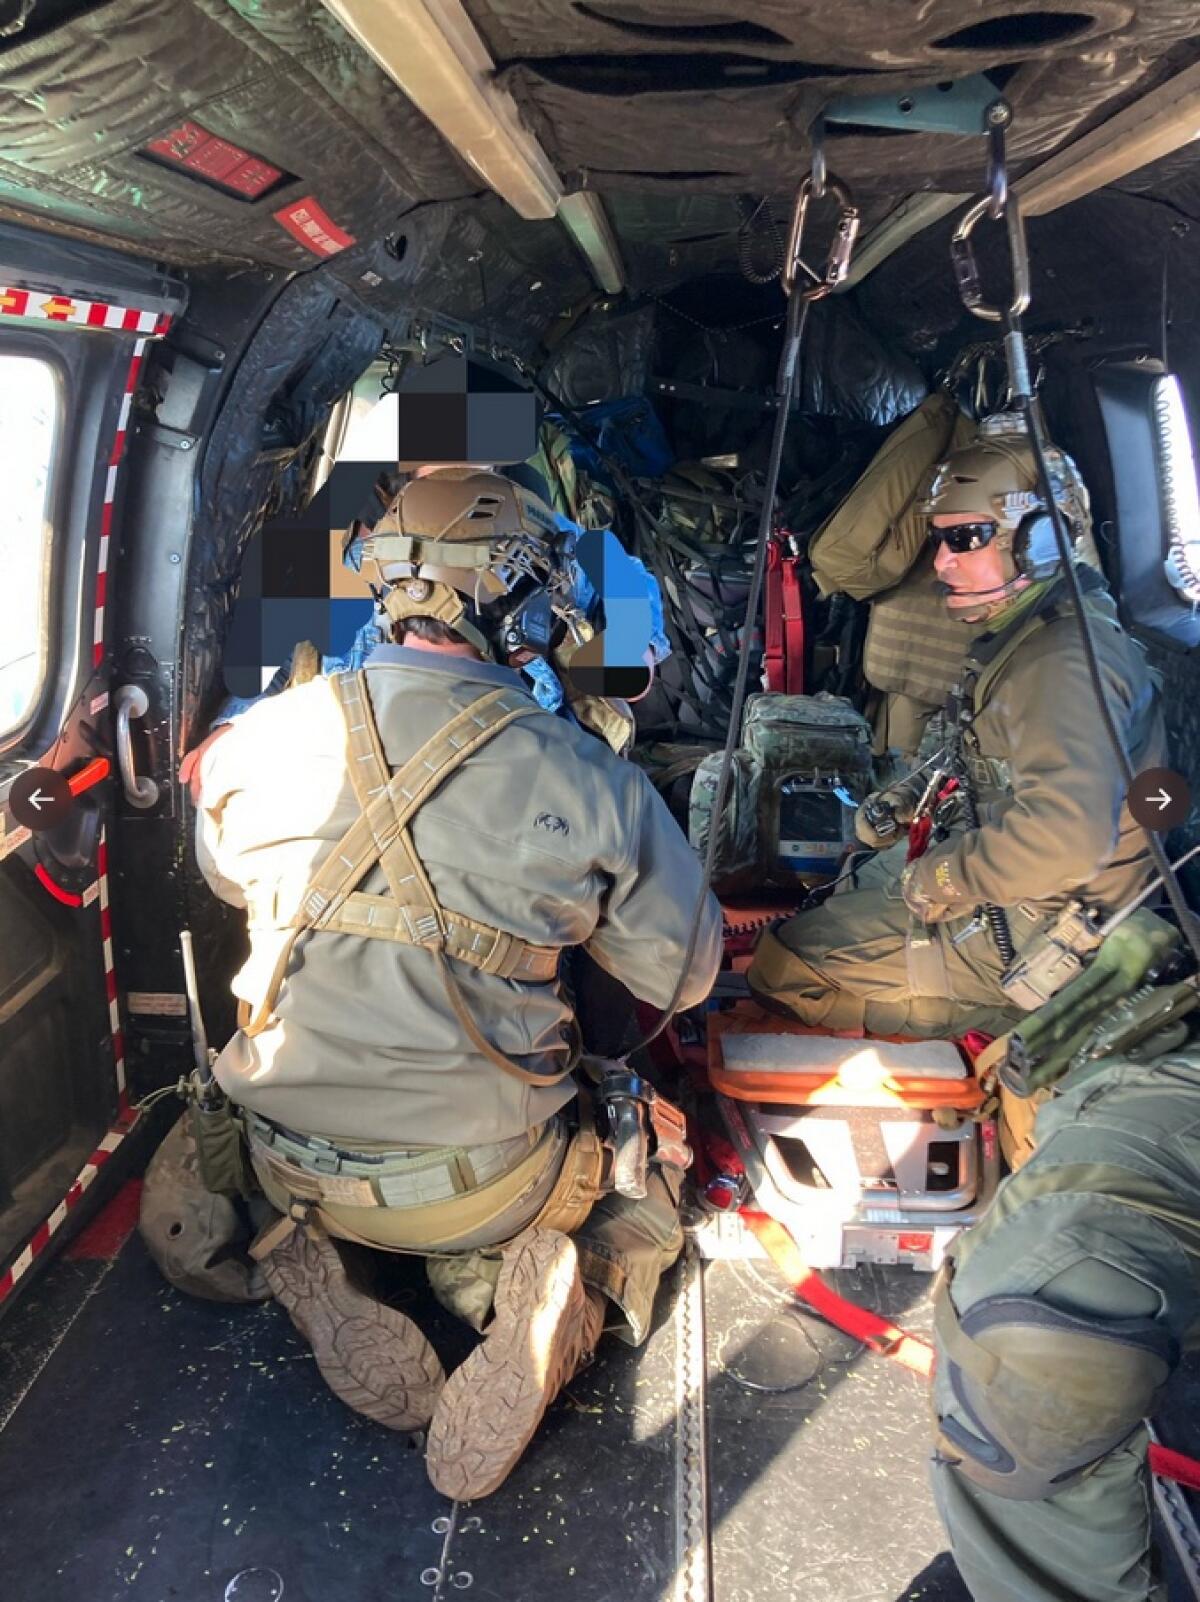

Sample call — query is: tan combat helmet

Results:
[346,467,575,659]
[925,412,1094,619]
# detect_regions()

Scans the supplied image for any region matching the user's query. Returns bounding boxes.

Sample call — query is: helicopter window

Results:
[0,354,60,738]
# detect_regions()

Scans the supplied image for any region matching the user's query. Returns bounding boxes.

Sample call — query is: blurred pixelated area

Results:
[225,355,539,697]
[222,480,377,696]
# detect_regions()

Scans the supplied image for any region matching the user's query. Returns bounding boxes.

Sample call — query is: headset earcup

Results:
[1014,512,1059,579]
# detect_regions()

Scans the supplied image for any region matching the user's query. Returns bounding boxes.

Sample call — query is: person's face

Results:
[931,512,1021,607]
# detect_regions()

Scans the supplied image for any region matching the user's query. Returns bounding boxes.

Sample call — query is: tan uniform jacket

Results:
[195,645,722,1147]
[905,581,1167,918]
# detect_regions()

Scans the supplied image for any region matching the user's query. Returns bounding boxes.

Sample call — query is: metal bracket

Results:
[651,377,800,415]
[823,77,1009,137]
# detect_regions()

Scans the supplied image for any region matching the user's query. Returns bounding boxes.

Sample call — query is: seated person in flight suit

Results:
[748,415,1167,1040]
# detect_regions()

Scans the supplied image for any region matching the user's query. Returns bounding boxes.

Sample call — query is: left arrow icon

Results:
[9,768,74,831]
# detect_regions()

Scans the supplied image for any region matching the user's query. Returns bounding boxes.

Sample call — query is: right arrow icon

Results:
[1129,768,1192,832]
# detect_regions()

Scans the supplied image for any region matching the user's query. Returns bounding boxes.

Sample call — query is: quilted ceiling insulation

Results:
[0,0,1197,319]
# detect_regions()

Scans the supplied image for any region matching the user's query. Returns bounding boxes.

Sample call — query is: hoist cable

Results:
[631,292,812,1051]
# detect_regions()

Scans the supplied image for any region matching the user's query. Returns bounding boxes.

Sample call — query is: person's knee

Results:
[746,922,869,1028]
[932,1264,1177,1502]
[574,1166,683,1345]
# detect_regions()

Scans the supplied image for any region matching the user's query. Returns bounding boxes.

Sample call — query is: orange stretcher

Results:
[708,1002,987,1112]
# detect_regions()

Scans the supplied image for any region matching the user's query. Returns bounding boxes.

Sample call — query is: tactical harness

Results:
[241,673,569,1084]
[233,671,613,1242]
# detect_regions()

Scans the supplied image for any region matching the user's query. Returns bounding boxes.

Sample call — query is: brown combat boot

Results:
[260,1220,446,1431]
[425,1228,606,1500]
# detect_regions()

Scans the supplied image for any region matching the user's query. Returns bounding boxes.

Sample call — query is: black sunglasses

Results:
[931,520,999,553]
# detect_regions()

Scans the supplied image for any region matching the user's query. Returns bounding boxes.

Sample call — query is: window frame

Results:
[0,345,66,746]
[1151,372,1200,606]
[1092,360,1200,651]
[0,322,128,765]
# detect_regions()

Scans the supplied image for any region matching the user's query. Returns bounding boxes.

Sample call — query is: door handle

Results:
[114,684,160,809]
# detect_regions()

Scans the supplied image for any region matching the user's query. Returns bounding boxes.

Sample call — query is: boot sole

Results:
[262,1225,445,1432]
[425,1230,584,1501]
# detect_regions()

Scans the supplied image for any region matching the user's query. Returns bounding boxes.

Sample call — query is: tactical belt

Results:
[243,1108,547,1209]
[247,1095,609,1246]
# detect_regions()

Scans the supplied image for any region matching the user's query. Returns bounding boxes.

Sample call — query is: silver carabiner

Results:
[783,173,861,302]
[950,190,1031,323]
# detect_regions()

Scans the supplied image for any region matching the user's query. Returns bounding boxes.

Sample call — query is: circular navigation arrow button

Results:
[1128,767,1192,832]
[10,767,74,831]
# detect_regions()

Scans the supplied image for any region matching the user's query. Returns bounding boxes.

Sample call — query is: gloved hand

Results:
[900,861,956,923]
[855,785,918,849]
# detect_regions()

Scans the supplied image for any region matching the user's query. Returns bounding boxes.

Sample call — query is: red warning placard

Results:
[142,121,286,200]
[273,196,357,257]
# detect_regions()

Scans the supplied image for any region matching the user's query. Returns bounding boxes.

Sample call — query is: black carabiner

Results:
[783,173,861,302]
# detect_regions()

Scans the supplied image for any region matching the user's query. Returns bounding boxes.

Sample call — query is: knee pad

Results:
[933,1281,1177,1501]
[139,1114,270,1304]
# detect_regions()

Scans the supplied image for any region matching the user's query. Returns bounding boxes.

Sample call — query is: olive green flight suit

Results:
[932,1043,1200,1602]
[748,572,1167,1036]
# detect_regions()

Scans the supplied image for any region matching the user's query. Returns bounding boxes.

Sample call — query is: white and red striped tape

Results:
[93,333,164,666]
[0,829,138,1306]
[0,1121,137,1307]
[0,285,170,335]
[0,281,174,666]
[96,832,130,1116]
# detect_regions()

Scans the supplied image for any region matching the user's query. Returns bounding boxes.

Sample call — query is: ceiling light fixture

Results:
[317,0,626,293]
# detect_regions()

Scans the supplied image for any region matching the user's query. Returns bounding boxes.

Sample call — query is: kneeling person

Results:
[749,417,1166,1039]
[175,468,722,1498]
[932,1030,1200,1602]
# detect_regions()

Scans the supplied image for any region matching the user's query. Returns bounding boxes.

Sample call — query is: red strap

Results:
[741,1208,934,1378]
[907,814,933,863]
[1149,1443,1200,1492]
[741,1205,1200,1487]
[763,541,785,694]
[780,554,805,696]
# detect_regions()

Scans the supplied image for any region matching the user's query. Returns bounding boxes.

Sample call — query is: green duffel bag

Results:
[689,693,873,892]
[743,693,873,884]
[808,392,972,601]
[688,747,761,893]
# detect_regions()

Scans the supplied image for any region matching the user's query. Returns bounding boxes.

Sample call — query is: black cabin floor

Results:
[0,1197,1195,1602]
